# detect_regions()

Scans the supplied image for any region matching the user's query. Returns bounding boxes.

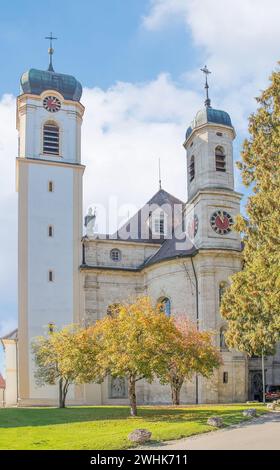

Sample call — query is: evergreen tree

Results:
[221,64,280,356]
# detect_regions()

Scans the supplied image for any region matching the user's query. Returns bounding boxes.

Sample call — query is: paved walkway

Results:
[140,413,280,450]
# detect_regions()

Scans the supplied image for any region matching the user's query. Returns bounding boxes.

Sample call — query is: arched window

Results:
[215,146,226,172]
[107,303,121,317]
[220,326,229,351]
[43,122,60,155]
[158,297,171,316]
[110,248,121,261]
[219,281,228,306]
[189,155,195,181]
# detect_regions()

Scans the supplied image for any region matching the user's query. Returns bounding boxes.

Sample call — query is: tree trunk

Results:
[58,378,64,408]
[171,378,183,405]
[128,376,137,417]
[58,378,69,408]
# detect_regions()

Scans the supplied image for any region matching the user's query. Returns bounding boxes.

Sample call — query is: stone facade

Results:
[80,244,247,404]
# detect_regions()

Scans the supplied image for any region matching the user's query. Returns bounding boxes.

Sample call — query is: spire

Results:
[45,32,57,72]
[200,65,211,108]
[158,158,162,190]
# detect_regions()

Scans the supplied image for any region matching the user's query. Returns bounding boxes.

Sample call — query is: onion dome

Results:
[20,68,82,102]
[186,107,233,140]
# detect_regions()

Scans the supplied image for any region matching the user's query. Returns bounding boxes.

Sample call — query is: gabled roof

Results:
[146,188,183,207]
[0,373,5,389]
[108,188,184,244]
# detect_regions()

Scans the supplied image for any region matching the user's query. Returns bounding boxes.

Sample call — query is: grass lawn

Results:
[0,404,267,450]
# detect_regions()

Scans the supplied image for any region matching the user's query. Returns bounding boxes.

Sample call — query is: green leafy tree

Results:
[32,325,97,408]
[221,64,280,356]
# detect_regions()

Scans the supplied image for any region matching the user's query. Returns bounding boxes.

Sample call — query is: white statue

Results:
[85,207,96,236]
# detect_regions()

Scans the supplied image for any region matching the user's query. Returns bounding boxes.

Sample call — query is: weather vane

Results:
[45,32,57,72]
[200,65,211,107]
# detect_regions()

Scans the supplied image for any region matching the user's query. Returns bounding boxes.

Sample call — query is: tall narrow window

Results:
[154,211,165,235]
[189,155,195,181]
[43,122,59,155]
[48,181,54,192]
[48,270,54,282]
[215,146,226,172]
[48,225,53,237]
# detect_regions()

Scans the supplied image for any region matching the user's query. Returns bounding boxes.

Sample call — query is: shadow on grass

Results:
[0,405,265,429]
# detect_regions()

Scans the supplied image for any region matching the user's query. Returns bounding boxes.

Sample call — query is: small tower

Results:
[183,66,241,251]
[16,37,85,404]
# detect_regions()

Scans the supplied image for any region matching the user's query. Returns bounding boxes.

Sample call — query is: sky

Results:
[0,0,279,373]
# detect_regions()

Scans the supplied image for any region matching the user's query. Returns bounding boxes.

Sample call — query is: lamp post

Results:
[261,351,266,404]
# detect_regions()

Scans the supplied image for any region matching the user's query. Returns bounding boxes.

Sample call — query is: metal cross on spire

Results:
[200,65,211,108]
[45,32,57,72]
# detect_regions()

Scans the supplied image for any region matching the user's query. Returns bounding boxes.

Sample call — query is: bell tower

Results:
[17,38,85,404]
[183,69,246,404]
[184,66,242,251]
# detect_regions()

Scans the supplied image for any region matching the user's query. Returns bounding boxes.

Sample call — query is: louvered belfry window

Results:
[189,155,195,181]
[43,122,59,155]
[215,146,226,172]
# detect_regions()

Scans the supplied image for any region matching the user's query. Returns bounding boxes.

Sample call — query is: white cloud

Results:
[143,0,280,127]
[0,94,18,321]
[82,74,202,224]
[143,0,187,30]
[0,74,202,334]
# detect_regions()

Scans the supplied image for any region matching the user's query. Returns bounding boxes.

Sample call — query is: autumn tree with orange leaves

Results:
[89,297,221,414]
[89,297,176,416]
[155,316,222,405]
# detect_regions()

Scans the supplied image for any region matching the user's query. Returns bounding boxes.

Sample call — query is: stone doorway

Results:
[249,370,264,401]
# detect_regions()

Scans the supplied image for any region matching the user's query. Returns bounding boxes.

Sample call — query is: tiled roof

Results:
[144,232,197,267]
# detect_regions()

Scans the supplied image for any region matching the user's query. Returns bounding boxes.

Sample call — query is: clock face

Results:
[43,96,61,113]
[187,214,199,239]
[210,210,234,235]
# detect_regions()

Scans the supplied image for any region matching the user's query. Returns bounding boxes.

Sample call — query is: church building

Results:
[2,47,279,407]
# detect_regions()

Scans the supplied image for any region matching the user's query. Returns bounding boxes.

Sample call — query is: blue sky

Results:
[0,0,195,94]
[0,0,279,374]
